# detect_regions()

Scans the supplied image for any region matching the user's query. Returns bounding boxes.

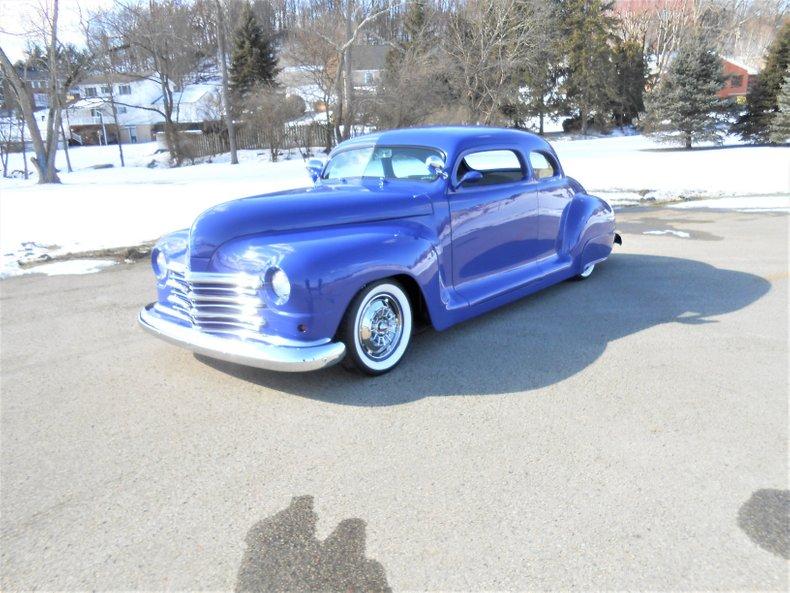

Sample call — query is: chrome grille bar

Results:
[163,268,266,337]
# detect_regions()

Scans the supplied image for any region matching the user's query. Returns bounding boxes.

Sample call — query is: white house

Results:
[65,74,163,144]
[56,75,222,145]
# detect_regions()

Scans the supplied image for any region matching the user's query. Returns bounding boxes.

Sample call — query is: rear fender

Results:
[560,193,616,261]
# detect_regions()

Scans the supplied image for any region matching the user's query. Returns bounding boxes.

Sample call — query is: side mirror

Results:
[306,158,325,183]
[425,155,447,179]
[453,170,483,190]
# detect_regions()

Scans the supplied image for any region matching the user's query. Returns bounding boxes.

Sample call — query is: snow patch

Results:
[5,259,117,278]
[668,195,790,212]
[643,230,691,238]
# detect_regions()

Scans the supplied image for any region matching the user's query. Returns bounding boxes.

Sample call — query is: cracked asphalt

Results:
[1,207,787,591]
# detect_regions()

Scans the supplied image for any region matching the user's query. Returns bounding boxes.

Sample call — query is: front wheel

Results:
[340,281,413,375]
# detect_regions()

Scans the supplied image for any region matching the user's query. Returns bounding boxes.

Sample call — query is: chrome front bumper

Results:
[138,304,346,372]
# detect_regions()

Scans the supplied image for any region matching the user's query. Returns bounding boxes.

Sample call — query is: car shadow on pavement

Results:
[197,254,771,405]
[235,495,391,593]
[737,489,790,559]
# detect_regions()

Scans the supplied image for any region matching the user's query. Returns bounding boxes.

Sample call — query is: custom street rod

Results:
[139,126,620,375]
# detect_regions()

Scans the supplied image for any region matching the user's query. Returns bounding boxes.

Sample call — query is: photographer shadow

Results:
[235,495,390,593]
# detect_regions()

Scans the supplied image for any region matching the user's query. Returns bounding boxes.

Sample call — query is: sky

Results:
[0,0,114,62]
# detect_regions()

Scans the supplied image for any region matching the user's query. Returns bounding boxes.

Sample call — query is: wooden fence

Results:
[179,122,334,160]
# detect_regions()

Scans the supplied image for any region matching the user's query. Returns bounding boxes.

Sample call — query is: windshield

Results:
[322,146,443,182]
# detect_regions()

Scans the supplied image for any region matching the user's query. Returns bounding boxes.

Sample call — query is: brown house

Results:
[718,58,758,102]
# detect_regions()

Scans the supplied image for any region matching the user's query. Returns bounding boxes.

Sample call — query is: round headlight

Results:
[154,250,168,280]
[269,268,291,304]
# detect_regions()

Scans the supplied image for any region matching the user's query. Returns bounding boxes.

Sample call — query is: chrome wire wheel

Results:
[358,294,403,361]
[341,281,413,375]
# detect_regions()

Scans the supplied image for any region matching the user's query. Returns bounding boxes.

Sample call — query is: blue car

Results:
[139,126,620,375]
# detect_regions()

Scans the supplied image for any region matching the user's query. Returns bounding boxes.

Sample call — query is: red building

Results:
[718,58,759,101]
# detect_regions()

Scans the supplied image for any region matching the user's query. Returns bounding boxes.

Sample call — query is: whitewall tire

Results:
[340,280,413,375]
[577,263,595,280]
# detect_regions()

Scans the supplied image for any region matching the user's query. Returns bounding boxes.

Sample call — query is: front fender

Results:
[210,221,444,342]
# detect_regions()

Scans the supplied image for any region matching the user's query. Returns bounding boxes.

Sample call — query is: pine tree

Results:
[611,38,647,127]
[642,34,727,149]
[229,1,279,101]
[557,0,617,135]
[769,74,790,143]
[736,22,790,143]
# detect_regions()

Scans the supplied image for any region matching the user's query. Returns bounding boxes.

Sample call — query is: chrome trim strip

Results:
[139,304,346,372]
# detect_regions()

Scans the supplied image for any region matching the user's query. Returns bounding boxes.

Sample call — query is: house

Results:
[66,74,163,144]
[278,44,388,112]
[0,66,58,113]
[348,45,387,88]
[718,57,759,101]
[60,75,221,145]
[152,84,220,125]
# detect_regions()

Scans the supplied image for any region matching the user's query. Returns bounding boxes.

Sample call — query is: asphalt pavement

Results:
[1,207,787,591]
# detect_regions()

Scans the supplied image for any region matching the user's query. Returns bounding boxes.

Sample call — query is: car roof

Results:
[335,126,557,161]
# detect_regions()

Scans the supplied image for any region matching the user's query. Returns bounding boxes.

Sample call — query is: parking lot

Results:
[1,207,787,590]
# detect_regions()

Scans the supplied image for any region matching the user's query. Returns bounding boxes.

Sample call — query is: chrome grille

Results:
[164,265,265,337]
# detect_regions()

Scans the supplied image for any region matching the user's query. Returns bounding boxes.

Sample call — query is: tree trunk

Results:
[60,120,72,172]
[685,132,692,149]
[42,0,62,184]
[20,118,28,179]
[215,0,238,164]
[580,105,588,136]
[160,78,181,165]
[332,53,345,145]
[105,82,125,167]
[342,3,354,140]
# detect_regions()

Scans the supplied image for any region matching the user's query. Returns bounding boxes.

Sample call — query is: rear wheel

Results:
[576,263,595,280]
[340,281,413,375]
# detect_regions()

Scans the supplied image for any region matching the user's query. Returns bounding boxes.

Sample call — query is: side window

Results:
[458,149,523,187]
[529,152,558,180]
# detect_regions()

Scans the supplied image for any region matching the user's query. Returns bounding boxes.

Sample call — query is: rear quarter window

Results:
[529,151,559,179]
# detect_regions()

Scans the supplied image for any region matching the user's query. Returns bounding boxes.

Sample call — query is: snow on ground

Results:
[12,259,119,276]
[668,194,790,212]
[550,134,790,207]
[1,143,314,278]
[0,134,787,278]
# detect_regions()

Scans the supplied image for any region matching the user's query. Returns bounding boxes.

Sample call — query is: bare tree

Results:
[95,0,208,165]
[243,85,305,160]
[444,0,548,125]
[0,0,64,183]
[291,0,407,142]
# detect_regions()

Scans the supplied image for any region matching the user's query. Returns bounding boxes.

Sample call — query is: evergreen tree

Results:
[736,22,790,143]
[229,1,279,101]
[768,74,790,143]
[502,1,562,134]
[556,0,617,135]
[642,33,727,149]
[611,38,647,127]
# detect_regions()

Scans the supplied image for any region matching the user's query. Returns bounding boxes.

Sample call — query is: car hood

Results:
[188,180,435,260]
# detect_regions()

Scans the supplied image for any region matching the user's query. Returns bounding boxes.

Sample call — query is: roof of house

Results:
[721,57,759,75]
[78,73,146,86]
[349,45,388,70]
[153,84,217,106]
